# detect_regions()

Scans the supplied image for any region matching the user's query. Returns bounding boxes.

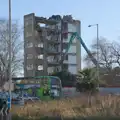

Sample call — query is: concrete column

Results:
[24,13,36,77]
[76,21,81,72]
[43,29,48,75]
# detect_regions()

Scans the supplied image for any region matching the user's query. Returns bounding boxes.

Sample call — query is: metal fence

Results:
[0,96,11,120]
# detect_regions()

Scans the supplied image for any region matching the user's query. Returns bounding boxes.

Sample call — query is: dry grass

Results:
[11,94,120,119]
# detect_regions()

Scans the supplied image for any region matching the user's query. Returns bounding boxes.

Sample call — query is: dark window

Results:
[65,55,68,60]
[56,68,59,71]
[62,43,68,50]
[63,22,68,30]
[35,70,44,76]
[63,64,68,70]
[63,33,68,39]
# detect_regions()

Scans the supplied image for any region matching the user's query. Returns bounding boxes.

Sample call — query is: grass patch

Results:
[12,115,120,120]
[11,94,120,119]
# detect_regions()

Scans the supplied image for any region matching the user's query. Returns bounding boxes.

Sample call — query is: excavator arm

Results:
[59,32,99,67]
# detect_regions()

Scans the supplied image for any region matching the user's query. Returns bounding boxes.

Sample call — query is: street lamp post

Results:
[88,24,99,86]
[8,0,12,109]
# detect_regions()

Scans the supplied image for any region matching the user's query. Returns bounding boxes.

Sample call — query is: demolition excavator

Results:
[59,32,99,67]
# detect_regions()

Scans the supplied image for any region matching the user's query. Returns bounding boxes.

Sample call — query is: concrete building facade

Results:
[24,13,81,77]
[62,15,81,74]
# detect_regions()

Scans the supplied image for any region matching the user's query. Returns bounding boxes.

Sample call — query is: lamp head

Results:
[88,25,92,27]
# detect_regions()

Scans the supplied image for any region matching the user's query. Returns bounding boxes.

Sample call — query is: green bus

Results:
[12,76,62,100]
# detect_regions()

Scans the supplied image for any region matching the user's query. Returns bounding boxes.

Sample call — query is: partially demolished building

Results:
[24,13,81,77]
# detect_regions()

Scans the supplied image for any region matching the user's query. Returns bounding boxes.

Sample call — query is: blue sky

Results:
[0,0,120,67]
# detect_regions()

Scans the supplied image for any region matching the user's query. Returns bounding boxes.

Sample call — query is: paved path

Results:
[0,113,11,120]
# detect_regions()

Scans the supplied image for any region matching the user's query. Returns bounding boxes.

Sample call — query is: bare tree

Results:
[111,42,120,66]
[0,19,23,85]
[84,51,96,68]
[84,37,114,72]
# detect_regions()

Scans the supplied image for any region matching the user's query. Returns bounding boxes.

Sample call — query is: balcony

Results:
[36,23,61,34]
[47,40,60,44]
[46,36,60,45]
[47,51,61,55]
[47,57,59,66]
[63,60,68,64]
[35,59,44,64]
[48,62,59,66]
[35,47,44,54]
[36,26,59,33]
[47,47,60,55]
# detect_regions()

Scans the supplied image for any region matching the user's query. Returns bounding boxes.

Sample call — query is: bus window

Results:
[43,88,50,96]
